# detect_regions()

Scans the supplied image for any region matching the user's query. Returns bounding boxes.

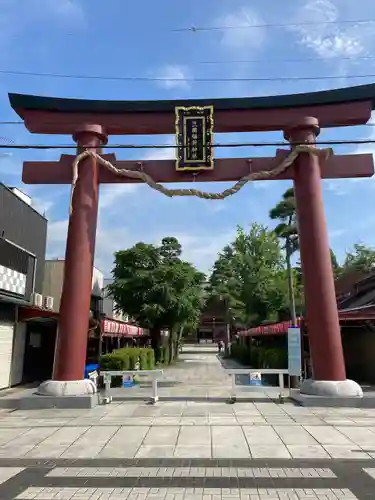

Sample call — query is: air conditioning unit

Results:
[31,293,43,308]
[43,295,54,311]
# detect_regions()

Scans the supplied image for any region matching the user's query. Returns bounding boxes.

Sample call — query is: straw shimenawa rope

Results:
[69,145,332,215]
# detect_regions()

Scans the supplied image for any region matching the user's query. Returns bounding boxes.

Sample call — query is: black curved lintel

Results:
[8,83,375,115]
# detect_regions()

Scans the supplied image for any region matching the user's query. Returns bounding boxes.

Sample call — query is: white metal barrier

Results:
[226,369,289,401]
[101,370,164,403]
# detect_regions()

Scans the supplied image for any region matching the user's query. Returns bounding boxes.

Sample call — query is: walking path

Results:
[109,344,283,400]
[0,345,374,498]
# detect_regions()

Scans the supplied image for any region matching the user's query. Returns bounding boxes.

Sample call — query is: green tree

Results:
[209,223,289,328]
[270,188,342,300]
[108,238,206,362]
[269,187,299,325]
[343,243,375,273]
[330,248,342,278]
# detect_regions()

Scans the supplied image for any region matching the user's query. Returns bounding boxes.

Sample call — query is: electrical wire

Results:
[198,55,375,65]
[0,139,374,150]
[171,18,375,32]
[2,68,375,82]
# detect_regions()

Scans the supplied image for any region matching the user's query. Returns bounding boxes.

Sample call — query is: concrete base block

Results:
[16,393,99,409]
[290,392,371,408]
[290,379,368,408]
[300,379,363,398]
[0,389,99,410]
[37,379,97,397]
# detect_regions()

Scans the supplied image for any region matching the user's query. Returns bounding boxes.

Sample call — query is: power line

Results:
[171,18,375,33]
[198,55,375,65]
[0,138,374,150]
[2,68,375,83]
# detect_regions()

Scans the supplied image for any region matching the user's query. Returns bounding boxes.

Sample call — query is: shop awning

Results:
[238,305,375,337]
[18,305,59,322]
[101,319,149,337]
[239,317,303,337]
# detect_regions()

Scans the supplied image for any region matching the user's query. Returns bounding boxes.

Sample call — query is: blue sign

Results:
[288,327,301,376]
[249,372,262,386]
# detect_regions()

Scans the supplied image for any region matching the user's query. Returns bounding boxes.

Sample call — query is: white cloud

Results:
[154,64,191,90]
[289,0,369,58]
[0,154,21,179]
[216,6,266,50]
[142,145,175,161]
[32,197,54,216]
[99,184,139,210]
[46,0,84,19]
[98,141,176,210]
[176,231,236,272]
[329,228,346,239]
[46,216,230,276]
[0,0,85,64]
[253,181,270,190]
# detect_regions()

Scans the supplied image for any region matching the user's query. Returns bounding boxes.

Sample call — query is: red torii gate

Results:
[9,84,375,398]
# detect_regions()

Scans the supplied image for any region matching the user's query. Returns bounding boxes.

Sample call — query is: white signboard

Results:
[249,372,262,386]
[288,327,301,376]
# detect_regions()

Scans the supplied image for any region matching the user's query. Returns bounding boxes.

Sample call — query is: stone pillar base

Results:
[37,379,97,397]
[300,379,363,398]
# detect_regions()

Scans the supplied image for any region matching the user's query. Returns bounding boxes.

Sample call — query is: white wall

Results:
[10,322,26,386]
[102,278,128,322]
[43,260,104,312]
[92,267,104,297]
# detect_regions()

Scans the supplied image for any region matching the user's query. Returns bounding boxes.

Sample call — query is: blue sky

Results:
[1,0,375,276]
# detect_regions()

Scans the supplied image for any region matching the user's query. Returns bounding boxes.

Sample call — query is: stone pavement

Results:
[107,344,286,401]
[0,345,374,498]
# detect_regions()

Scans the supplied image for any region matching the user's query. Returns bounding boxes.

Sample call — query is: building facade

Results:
[102,278,128,322]
[0,184,47,389]
[42,260,104,314]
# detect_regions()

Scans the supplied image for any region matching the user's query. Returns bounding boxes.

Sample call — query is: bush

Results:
[230,343,287,370]
[263,347,287,369]
[100,347,155,387]
[146,348,155,369]
[230,343,251,365]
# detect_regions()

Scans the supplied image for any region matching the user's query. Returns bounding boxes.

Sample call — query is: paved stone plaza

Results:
[0,346,374,498]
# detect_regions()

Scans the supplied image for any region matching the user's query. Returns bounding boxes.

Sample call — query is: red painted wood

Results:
[17,100,372,135]
[52,126,105,381]
[22,153,374,184]
[287,118,346,381]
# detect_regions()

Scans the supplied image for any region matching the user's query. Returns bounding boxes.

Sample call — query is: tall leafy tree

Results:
[330,248,342,278]
[209,223,290,327]
[270,188,342,318]
[108,238,206,361]
[269,187,299,324]
[343,243,375,273]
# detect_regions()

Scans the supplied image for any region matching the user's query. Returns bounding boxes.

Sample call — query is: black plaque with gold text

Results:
[175,106,214,171]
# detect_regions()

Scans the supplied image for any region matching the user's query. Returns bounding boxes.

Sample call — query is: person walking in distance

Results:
[217,340,223,354]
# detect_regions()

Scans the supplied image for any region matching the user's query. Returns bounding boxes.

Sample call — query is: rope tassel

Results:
[69,145,332,215]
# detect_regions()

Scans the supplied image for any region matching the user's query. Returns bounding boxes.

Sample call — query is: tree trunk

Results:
[168,329,174,364]
[176,325,184,358]
[150,328,161,363]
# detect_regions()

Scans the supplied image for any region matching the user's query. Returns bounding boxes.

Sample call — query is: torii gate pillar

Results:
[39,125,107,397]
[285,117,362,397]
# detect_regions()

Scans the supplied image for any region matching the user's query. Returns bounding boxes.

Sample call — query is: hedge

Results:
[230,343,287,370]
[100,347,155,387]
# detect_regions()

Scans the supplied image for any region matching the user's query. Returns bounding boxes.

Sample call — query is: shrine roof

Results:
[8,83,375,114]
